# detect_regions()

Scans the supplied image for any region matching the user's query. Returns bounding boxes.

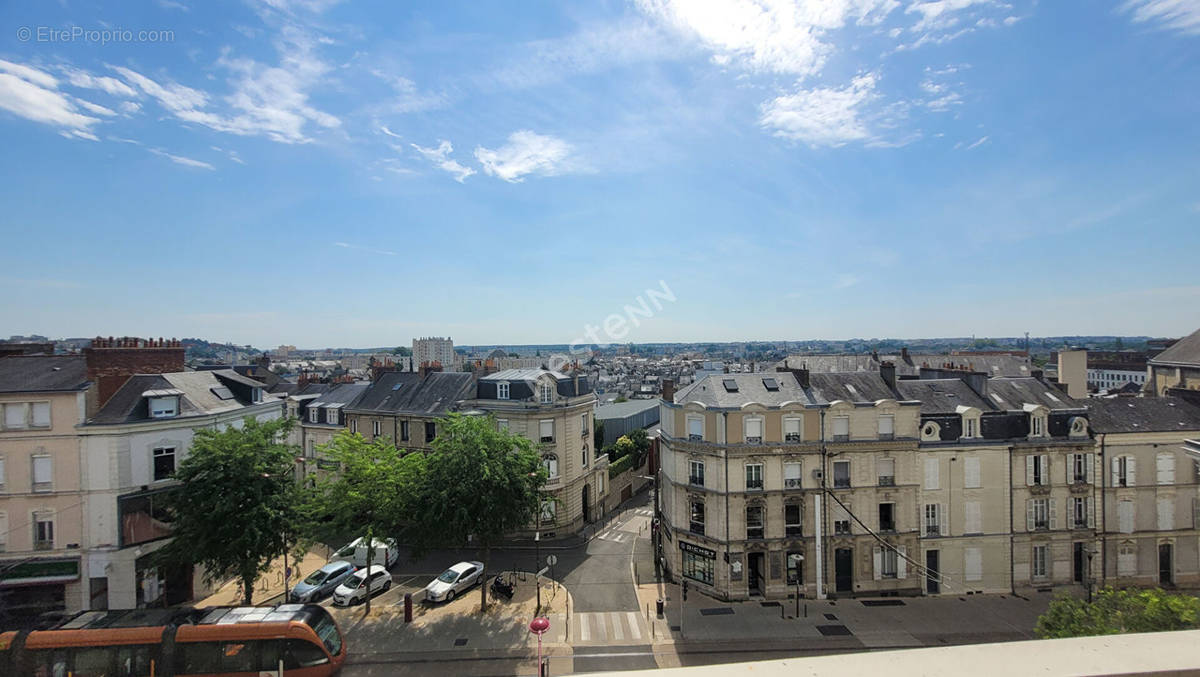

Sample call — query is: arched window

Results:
[542,454,559,479]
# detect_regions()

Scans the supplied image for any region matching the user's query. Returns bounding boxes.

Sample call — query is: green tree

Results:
[614,395,628,403]
[612,434,635,461]
[159,417,305,606]
[392,346,412,356]
[304,430,425,614]
[407,414,545,612]
[593,420,605,451]
[1036,587,1200,639]
[628,428,651,465]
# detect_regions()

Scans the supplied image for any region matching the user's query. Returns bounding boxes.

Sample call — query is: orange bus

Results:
[0,603,345,676]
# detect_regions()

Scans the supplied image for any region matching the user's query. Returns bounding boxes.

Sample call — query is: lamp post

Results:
[1086,546,1096,604]
[529,616,550,677]
[530,472,543,613]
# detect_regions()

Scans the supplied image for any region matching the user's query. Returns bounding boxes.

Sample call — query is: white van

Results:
[332,537,399,568]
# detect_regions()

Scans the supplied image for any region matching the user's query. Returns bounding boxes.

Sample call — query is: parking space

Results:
[316,571,437,609]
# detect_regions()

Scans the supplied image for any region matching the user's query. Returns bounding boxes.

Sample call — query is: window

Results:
[349,419,358,434]
[400,420,410,441]
[1031,545,1048,579]
[964,501,982,534]
[252,388,263,403]
[373,420,381,437]
[924,457,940,490]
[963,416,978,439]
[540,383,554,404]
[119,489,174,547]
[425,421,437,443]
[305,439,315,459]
[879,547,898,578]
[1072,497,1091,529]
[1118,500,1135,534]
[1157,453,1176,485]
[497,419,509,432]
[542,454,559,479]
[832,416,849,441]
[682,548,714,584]
[745,463,763,490]
[1026,454,1049,486]
[152,447,175,481]
[32,454,52,492]
[0,512,5,552]
[784,417,802,442]
[497,382,510,399]
[1118,545,1137,577]
[582,444,588,469]
[283,639,330,670]
[743,417,762,443]
[784,461,802,489]
[0,456,5,491]
[746,504,764,539]
[963,456,981,488]
[1027,498,1052,531]
[924,504,942,536]
[31,402,50,428]
[539,419,554,443]
[687,416,704,441]
[834,502,851,534]
[689,460,705,487]
[33,512,54,550]
[325,408,339,425]
[1071,453,1091,484]
[786,551,803,585]
[540,500,557,524]
[877,458,895,487]
[309,408,319,424]
[1112,456,1135,487]
[581,413,589,438]
[1030,414,1046,437]
[833,460,850,488]
[965,547,983,582]
[877,415,894,440]
[878,502,896,532]
[689,499,705,535]
[1157,497,1174,530]
[785,503,802,536]
[148,396,178,418]
[4,403,27,429]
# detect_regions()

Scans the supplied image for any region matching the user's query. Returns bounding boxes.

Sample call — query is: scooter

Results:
[491,574,516,600]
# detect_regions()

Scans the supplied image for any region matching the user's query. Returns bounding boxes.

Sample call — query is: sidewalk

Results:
[198,549,333,606]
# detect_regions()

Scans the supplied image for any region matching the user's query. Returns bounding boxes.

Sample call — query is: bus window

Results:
[30,649,70,677]
[220,641,258,672]
[307,607,343,657]
[283,639,329,669]
[74,646,113,675]
[176,642,222,674]
[116,645,154,676]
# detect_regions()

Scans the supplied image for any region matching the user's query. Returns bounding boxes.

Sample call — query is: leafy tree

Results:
[613,435,635,461]
[304,431,425,613]
[407,414,545,612]
[614,395,628,403]
[392,346,412,356]
[158,417,306,606]
[628,428,651,465]
[1036,587,1200,639]
[593,420,605,451]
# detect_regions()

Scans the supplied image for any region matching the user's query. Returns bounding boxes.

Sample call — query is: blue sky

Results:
[1,0,1198,349]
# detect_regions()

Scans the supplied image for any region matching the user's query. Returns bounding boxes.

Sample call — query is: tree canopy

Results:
[1036,587,1200,639]
[159,416,306,605]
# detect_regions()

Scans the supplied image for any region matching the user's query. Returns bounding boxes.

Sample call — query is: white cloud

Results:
[760,72,879,146]
[964,134,989,149]
[111,66,209,113]
[638,0,900,78]
[74,98,118,117]
[0,61,101,137]
[60,67,138,97]
[906,0,993,32]
[474,131,573,183]
[334,241,397,256]
[379,125,402,139]
[148,147,216,169]
[371,70,447,113]
[833,273,861,289]
[1122,0,1200,35]
[411,140,476,182]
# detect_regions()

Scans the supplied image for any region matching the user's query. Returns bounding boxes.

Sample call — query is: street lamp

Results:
[529,616,550,677]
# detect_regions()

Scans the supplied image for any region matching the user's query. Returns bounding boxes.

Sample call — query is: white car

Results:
[330,565,391,606]
[424,561,484,603]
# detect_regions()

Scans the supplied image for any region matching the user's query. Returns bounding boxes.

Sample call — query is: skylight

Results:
[723,379,739,392]
[762,377,778,391]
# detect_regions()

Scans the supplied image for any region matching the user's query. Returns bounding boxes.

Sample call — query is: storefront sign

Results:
[679,541,715,559]
[316,459,341,471]
[0,558,81,587]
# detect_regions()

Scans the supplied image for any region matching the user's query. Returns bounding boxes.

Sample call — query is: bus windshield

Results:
[309,608,343,656]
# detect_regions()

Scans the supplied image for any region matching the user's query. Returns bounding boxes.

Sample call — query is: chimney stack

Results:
[900,346,910,363]
[84,336,185,410]
[662,378,676,403]
[879,360,897,390]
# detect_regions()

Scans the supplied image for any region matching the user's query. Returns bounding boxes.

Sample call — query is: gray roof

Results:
[595,399,660,420]
[308,383,370,409]
[350,371,474,416]
[90,370,270,425]
[808,372,898,403]
[480,368,568,383]
[985,378,1082,411]
[0,355,90,393]
[1151,327,1200,368]
[895,379,991,414]
[674,372,822,408]
[780,352,1032,378]
[1086,397,1200,434]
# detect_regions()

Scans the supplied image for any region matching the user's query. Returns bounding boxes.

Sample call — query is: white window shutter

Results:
[1194,498,1200,529]
[32,403,50,427]
[1086,453,1094,484]
[1111,456,1120,486]
[1087,497,1095,529]
[1049,499,1057,530]
[1026,456,1035,486]
[940,504,948,536]
[964,457,981,488]
[1127,458,1136,486]
[897,546,907,579]
[1026,499,1035,531]
[1040,455,1050,484]
[965,548,982,582]
[925,458,939,490]
[873,547,882,581]
[1118,501,1134,533]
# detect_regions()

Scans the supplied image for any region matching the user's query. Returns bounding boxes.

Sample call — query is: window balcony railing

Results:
[540,436,555,444]
[745,436,762,444]
[784,478,802,489]
[878,476,895,487]
[879,523,896,533]
[833,478,850,489]
[785,433,802,442]
[33,541,53,551]
[689,522,705,536]
[834,521,851,535]
[785,525,802,537]
[1033,520,1049,531]
[925,524,940,537]
[688,434,703,442]
[746,528,764,540]
[689,475,705,487]
[746,479,763,491]
[833,434,849,442]
[878,433,894,441]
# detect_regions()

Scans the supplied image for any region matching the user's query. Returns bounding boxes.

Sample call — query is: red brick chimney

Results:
[84,336,185,409]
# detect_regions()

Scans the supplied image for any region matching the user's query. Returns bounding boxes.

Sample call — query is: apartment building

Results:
[1148,327,1200,396]
[344,371,475,452]
[1087,397,1200,588]
[79,369,282,610]
[0,355,96,623]
[413,336,457,371]
[297,383,368,461]
[469,369,606,536]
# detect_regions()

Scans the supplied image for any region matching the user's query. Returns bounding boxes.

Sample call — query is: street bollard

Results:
[404,593,413,623]
[656,598,664,617]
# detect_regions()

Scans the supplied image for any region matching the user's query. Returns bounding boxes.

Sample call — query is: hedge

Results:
[608,452,636,479]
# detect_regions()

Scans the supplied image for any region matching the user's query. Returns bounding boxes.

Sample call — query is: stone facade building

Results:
[1148,327,1200,397]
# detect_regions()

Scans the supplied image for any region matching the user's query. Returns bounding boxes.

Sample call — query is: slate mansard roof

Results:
[673,372,822,409]
[477,369,593,400]
[894,378,992,415]
[0,355,90,393]
[1151,327,1200,368]
[1085,397,1200,434]
[89,369,273,425]
[349,371,474,416]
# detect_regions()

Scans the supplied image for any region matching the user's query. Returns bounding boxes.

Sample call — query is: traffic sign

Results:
[546,554,558,567]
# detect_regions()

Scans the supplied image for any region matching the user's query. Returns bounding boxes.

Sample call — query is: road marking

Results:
[610,612,624,641]
[626,612,641,640]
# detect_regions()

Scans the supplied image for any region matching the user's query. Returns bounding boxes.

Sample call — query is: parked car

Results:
[424,561,484,603]
[290,560,356,603]
[331,565,392,606]
[331,537,399,568]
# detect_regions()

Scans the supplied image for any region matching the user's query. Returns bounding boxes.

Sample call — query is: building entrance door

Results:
[1160,543,1174,586]
[582,484,590,523]
[747,552,765,597]
[926,550,940,594]
[1073,542,1085,584]
[835,548,853,593]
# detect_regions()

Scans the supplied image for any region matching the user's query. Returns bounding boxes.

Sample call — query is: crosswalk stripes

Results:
[573,612,647,644]
[633,508,653,517]
[596,529,632,543]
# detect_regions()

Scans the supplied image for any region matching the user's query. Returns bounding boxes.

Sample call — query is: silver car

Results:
[290,560,356,603]
[423,561,484,603]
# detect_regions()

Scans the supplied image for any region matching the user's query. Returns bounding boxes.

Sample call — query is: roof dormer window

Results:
[252,388,263,403]
[148,396,179,419]
[497,382,510,400]
[540,383,554,404]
